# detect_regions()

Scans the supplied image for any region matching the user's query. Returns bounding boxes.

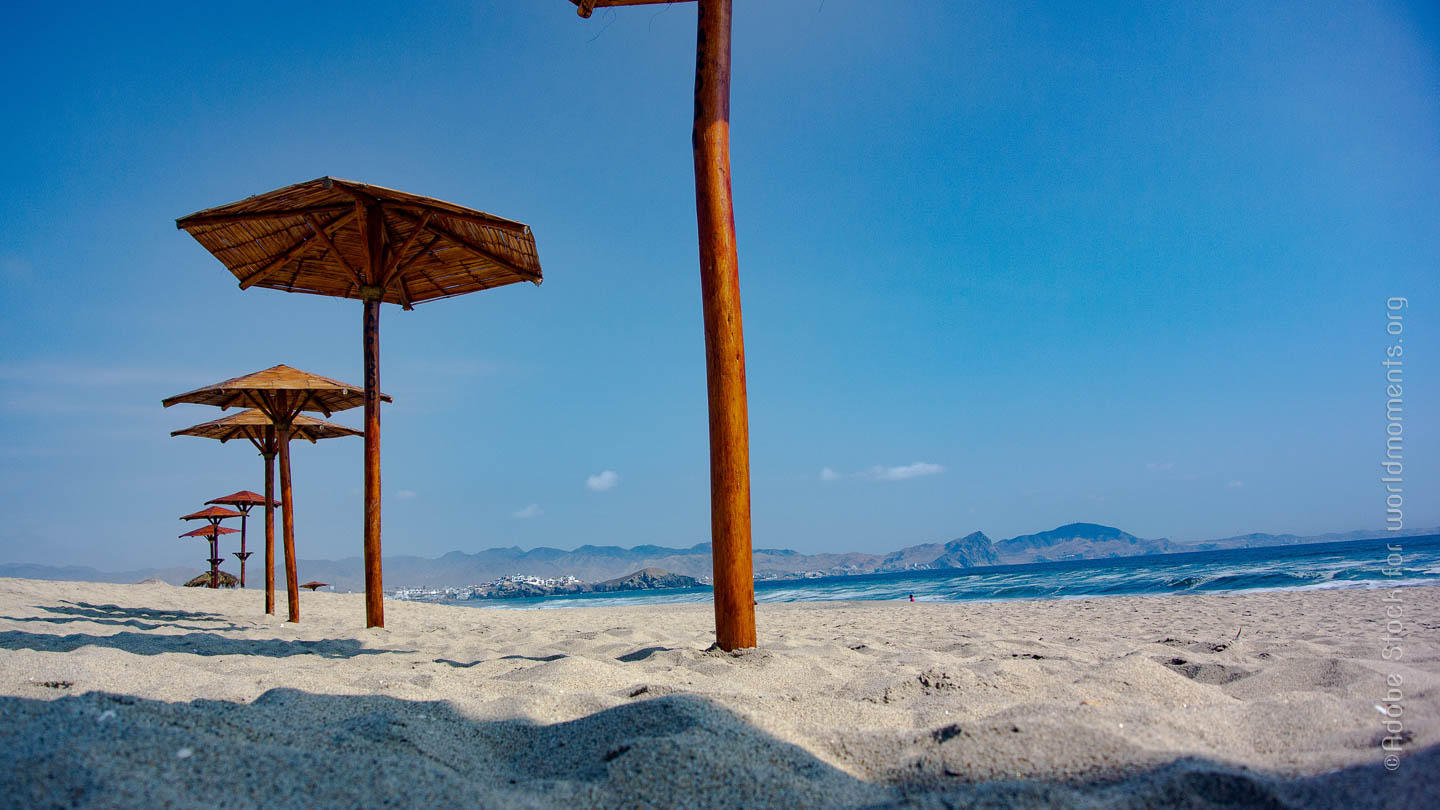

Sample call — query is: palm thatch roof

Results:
[161,365,387,415]
[299,581,329,591]
[173,408,364,444]
[179,506,243,522]
[175,177,542,309]
[184,570,239,588]
[180,525,239,539]
[206,490,274,508]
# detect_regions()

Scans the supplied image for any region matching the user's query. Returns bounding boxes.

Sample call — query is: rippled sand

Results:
[0,577,1435,808]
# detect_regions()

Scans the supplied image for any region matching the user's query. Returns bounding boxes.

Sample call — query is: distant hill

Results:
[591,568,701,592]
[992,523,1181,563]
[5,524,1434,592]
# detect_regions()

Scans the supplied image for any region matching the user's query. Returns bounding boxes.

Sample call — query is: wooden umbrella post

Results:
[234,505,250,588]
[693,0,756,651]
[362,293,384,628]
[264,427,277,615]
[277,417,301,622]
[359,199,386,629]
[209,531,220,589]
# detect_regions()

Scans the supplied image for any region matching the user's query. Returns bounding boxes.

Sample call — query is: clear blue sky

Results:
[1,0,1436,571]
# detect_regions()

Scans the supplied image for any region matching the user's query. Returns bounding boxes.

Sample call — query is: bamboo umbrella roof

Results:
[173,409,364,444]
[175,177,542,309]
[206,490,275,508]
[180,525,239,539]
[180,506,243,522]
[161,365,388,415]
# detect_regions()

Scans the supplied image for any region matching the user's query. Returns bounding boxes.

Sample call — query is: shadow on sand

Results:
[3,615,246,633]
[0,689,1430,809]
[41,601,230,623]
[434,653,569,668]
[0,629,411,659]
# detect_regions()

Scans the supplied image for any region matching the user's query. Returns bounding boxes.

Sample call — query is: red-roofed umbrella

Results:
[180,523,240,589]
[205,491,273,590]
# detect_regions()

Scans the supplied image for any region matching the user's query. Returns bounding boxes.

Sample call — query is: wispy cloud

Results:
[395,489,418,500]
[586,470,620,492]
[1146,461,1175,471]
[1226,480,1244,489]
[865,462,946,482]
[512,503,543,519]
[822,462,947,482]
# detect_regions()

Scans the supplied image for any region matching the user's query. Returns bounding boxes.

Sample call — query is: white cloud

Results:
[586,470,620,492]
[1226,480,1244,489]
[865,462,946,482]
[1146,461,1175,471]
[819,467,840,481]
[395,489,417,500]
[512,503,543,519]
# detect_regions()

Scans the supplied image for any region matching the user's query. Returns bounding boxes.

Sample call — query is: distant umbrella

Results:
[164,366,381,623]
[179,523,239,589]
[205,490,273,590]
[184,570,239,588]
[300,581,329,591]
[175,177,541,629]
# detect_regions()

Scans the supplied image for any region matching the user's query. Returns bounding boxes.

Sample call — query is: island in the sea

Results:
[391,567,702,603]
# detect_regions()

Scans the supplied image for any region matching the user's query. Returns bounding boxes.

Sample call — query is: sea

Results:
[459,533,1440,610]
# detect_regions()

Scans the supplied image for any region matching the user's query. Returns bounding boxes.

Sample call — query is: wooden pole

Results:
[237,508,248,588]
[209,531,220,589]
[362,295,384,627]
[277,419,300,622]
[263,428,277,615]
[693,0,756,650]
[359,200,386,629]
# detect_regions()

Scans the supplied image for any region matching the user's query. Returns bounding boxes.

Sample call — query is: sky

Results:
[0,0,1436,572]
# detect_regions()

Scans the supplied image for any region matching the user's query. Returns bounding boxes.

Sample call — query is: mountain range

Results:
[5,518,1434,590]
[4,523,1435,592]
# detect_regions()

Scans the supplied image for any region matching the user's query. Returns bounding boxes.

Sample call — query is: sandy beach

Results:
[0,578,1434,808]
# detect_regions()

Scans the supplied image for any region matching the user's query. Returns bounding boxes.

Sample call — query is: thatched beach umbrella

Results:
[179,523,239,588]
[564,0,755,650]
[205,491,270,590]
[185,570,239,588]
[174,178,542,628]
[175,410,360,614]
[163,366,383,623]
[300,581,329,591]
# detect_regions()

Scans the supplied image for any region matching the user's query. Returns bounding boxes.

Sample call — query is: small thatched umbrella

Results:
[179,523,239,588]
[175,177,542,628]
[300,581,329,591]
[204,491,271,589]
[175,410,360,614]
[185,570,239,588]
[163,366,382,622]
[563,0,755,650]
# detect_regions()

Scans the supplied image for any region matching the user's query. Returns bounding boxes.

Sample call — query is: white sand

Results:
[0,578,1435,808]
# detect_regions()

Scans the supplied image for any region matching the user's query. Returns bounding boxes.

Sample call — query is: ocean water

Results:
[458,534,1440,610]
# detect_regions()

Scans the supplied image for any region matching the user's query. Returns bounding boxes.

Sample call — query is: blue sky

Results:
[1,0,1436,571]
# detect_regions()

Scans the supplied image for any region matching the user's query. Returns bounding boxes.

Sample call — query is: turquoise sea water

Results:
[457,534,1440,610]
